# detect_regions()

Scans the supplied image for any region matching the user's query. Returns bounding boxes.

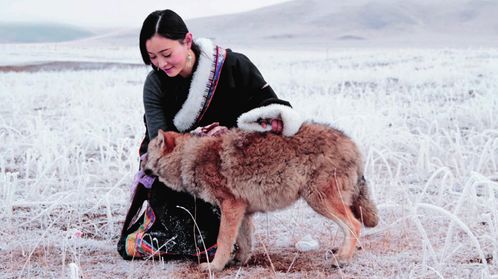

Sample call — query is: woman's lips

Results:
[162,66,174,73]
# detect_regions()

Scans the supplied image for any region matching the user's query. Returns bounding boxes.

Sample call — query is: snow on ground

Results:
[0,44,497,278]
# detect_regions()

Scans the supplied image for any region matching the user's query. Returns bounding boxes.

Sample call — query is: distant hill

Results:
[0,22,94,43]
[185,0,498,47]
[8,0,497,47]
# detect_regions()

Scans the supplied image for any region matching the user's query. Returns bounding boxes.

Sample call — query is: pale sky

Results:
[0,0,291,29]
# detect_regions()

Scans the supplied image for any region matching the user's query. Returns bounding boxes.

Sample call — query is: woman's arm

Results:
[142,72,175,140]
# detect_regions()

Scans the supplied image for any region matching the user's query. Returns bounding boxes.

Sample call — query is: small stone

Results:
[295,234,319,252]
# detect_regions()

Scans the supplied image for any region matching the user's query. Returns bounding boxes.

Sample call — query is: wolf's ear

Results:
[158,130,177,154]
[157,129,166,145]
[157,129,167,151]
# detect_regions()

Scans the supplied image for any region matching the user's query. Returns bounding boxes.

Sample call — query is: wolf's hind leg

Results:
[234,214,254,264]
[303,181,361,266]
[200,198,247,272]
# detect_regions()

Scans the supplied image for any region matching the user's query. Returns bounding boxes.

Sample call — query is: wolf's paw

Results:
[233,251,252,265]
[199,262,210,272]
[199,262,224,272]
[331,261,345,269]
[331,253,352,268]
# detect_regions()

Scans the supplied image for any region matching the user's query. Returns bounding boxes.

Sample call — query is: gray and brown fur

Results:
[143,123,379,271]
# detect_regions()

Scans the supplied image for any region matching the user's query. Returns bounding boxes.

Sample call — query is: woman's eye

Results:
[162,54,171,58]
[150,56,157,60]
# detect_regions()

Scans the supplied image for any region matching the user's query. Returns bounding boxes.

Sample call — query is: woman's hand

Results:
[191,122,229,137]
[259,118,283,134]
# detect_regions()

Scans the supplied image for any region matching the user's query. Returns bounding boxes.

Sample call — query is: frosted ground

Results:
[0,44,497,278]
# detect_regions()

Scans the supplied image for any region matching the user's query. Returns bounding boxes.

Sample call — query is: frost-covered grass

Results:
[0,43,141,66]
[0,45,497,278]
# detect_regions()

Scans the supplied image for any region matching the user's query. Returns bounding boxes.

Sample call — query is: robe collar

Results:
[173,38,226,132]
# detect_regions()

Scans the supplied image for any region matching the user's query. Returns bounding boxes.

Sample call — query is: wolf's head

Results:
[142,129,184,187]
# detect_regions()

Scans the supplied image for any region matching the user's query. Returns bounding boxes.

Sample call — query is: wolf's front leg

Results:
[200,198,247,272]
[234,214,254,264]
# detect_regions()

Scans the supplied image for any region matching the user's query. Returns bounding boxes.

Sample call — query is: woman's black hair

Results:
[139,9,200,68]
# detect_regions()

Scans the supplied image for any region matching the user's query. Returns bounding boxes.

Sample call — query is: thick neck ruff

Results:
[173,38,226,132]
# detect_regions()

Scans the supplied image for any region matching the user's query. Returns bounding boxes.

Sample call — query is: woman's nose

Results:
[157,57,168,68]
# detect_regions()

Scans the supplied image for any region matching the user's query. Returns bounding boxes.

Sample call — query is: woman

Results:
[118,9,302,261]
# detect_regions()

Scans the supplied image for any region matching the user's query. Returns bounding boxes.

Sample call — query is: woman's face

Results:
[145,34,192,77]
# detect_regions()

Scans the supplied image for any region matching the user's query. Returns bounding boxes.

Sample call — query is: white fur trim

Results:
[173,38,214,132]
[237,104,303,137]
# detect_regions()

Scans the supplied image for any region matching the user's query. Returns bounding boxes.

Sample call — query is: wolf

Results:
[142,123,379,271]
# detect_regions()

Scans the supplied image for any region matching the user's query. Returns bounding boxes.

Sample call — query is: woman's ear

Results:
[184,32,193,48]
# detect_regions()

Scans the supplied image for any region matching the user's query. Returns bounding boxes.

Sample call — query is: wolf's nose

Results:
[144,169,153,176]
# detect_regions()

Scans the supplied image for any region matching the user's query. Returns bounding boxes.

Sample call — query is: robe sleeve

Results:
[233,53,303,136]
[142,72,176,140]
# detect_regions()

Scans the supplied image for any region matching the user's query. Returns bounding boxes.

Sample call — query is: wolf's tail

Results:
[351,176,379,227]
